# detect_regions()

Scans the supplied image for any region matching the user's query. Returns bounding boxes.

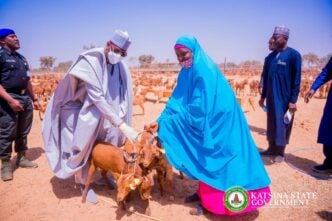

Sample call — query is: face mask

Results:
[108,51,123,64]
[180,57,193,69]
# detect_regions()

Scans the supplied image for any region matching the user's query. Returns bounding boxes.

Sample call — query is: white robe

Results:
[42,48,133,180]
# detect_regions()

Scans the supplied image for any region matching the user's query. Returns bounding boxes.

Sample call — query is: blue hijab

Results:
[157,35,270,191]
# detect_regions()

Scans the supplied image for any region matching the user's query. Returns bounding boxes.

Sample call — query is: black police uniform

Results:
[0,47,33,160]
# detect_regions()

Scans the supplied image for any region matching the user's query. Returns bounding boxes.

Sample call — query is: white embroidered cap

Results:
[110,30,131,50]
[273,25,290,37]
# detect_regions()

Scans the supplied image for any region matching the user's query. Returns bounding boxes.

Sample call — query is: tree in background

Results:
[302,53,320,68]
[39,56,56,71]
[53,61,73,72]
[225,62,238,69]
[319,53,332,68]
[138,55,155,68]
[83,44,97,50]
[238,60,262,69]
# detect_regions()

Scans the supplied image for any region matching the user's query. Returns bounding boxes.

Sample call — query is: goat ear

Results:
[152,137,158,146]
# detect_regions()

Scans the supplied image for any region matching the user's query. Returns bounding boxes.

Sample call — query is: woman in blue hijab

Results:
[146,36,271,216]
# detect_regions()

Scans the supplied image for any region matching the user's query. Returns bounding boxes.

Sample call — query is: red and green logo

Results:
[224,186,249,212]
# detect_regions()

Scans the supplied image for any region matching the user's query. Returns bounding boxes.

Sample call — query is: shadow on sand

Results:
[284,147,332,181]
[256,147,275,166]
[12,146,44,171]
[316,210,332,221]
[249,124,266,136]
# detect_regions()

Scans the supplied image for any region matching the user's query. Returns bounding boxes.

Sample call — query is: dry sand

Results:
[0,95,331,221]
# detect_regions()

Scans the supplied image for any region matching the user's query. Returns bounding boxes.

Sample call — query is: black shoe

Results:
[1,160,13,181]
[260,149,277,157]
[185,193,200,203]
[16,152,38,168]
[312,165,332,174]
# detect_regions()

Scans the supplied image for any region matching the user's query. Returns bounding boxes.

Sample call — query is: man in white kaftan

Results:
[42,30,138,195]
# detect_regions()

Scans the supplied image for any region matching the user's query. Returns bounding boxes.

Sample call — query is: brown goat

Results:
[81,141,152,215]
[138,173,154,201]
[115,173,144,211]
[235,79,248,95]
[139,135,175,201]
[133,95,145,115]
[38,99,48,121]
[249,79,259,96]
[137,172,154,215]
[237,96,255,112]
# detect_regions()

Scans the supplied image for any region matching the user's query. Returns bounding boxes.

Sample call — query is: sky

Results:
[1,0,332,69]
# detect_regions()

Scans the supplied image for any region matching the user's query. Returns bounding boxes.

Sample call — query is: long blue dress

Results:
[310,57,332,145]
[157,36,270,191]
[261,47,302,146]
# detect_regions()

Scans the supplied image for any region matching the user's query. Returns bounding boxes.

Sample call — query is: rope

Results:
[284,147,332,181]
[121,131,144,178]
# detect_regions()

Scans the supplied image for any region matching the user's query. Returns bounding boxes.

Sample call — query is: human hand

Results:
[119,122,139,142]
[258,98,265,107]
[33,100,41,110]
[304,89,315,103]
[8,99,24,112]
[144,122,159,133]
[258,87,263,95]
[288,102,297,112]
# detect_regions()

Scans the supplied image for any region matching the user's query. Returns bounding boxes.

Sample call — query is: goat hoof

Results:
[118,202,127,210]
[145,207,151,216]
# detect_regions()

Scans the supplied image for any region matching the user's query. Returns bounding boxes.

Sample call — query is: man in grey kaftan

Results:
[42,30,137,190]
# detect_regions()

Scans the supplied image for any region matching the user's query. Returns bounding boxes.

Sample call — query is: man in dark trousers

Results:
[259,25,302,162]
[304,57,332,174]
[0,28,40,181]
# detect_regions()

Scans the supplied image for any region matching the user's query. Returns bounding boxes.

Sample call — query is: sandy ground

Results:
[0,94,331,221]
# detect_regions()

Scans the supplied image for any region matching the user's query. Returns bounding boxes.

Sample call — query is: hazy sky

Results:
[1,0,332,68]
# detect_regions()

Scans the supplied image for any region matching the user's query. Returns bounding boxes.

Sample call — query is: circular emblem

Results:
[224,186,249,212]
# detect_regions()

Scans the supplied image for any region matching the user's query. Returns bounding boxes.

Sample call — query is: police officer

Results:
[0,28,40,181]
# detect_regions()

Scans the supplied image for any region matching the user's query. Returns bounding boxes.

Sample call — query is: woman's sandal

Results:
[189,204,205,216]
